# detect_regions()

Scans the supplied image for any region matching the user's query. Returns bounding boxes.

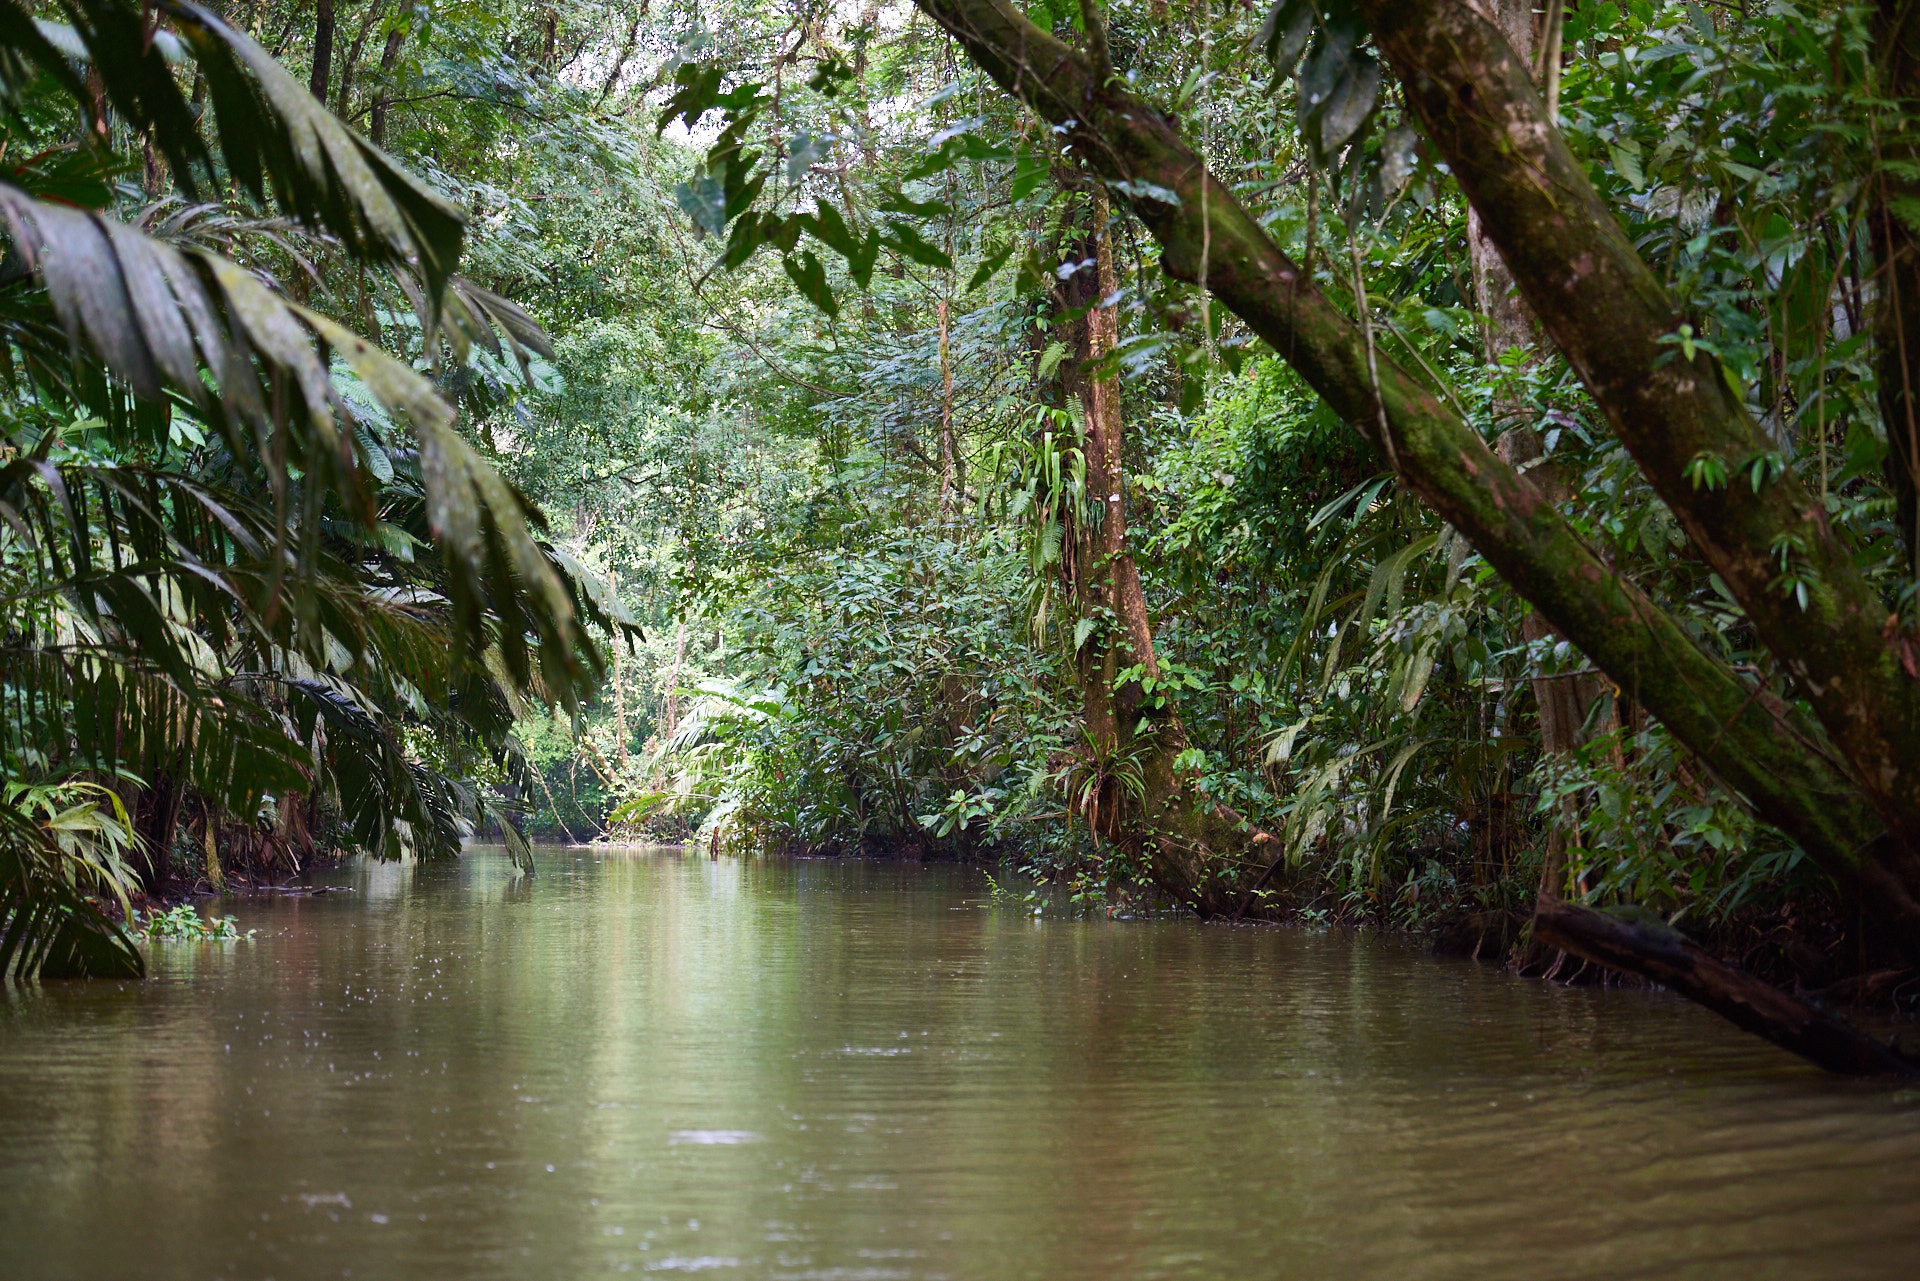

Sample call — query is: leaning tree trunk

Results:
[908,0,1920,942]
[1359,0,1920,937]
[911,0,1920,1069]
[1533,898,1920,1076]
[1055,190,1260,915]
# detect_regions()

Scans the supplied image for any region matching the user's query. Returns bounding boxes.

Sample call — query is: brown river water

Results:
[2,847,1918,1280]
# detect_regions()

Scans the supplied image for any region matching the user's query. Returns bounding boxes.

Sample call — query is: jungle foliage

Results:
[0,0,634,976]
[7,0,1920,1070]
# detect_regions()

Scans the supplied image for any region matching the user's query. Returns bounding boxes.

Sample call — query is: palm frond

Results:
[0,802,143,981]
[0,0,465,295]
[0,187,599,693]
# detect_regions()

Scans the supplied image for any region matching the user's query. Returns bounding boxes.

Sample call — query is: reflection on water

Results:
[2,848,1918,1280]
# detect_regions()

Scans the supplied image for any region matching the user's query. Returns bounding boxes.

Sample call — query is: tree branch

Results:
[908,0,1905,929]
[1360,0,1920,896]
[1533,897,1920,1077]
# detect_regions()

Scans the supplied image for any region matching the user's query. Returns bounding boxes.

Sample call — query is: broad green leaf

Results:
[969,241,1016,292]
[783,249,840,317]
[1010,149,1051,202]
[881,221,953,271]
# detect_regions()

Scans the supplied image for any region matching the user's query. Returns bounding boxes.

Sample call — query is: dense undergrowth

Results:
[6,0,1919,1025]
[537,0,1898,997]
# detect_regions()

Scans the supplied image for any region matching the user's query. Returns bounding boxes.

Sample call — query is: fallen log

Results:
[1532,897,1920,1077]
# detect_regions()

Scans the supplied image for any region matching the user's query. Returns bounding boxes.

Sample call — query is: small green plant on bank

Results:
[135,906,253,943]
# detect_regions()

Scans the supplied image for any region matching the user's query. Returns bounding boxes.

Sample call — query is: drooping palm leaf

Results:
[0,803,143,981]
[0,0,465,296]
[444,277,558,384]
[0,0,585,976]
[0,184,597,691]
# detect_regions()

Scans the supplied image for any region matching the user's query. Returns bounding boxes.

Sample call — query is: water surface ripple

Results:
[2,849,1917,1279]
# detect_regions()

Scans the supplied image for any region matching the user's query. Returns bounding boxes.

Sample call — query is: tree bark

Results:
[369,25,405,147]
[336,0,385,118]
[609,567,628,769]
[938,298,956,513]
[136,768,184,895]
[1466,0,1539,381]
[1055,190,1259,914]
[908,0,1917,945]
[663,619,688,737]
[1874,0,1920,583]
[1464,0,1604,908]
[308,0,335,104]
[1357,0,1920,918]
[1533,896,1920,1076]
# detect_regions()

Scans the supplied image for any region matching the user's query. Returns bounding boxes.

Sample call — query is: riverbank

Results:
[584,833,1920,1019]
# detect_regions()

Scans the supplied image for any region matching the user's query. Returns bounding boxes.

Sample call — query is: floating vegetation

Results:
[135,905,253,943]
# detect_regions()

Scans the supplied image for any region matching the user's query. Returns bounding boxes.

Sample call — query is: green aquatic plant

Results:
[135,904,251,942]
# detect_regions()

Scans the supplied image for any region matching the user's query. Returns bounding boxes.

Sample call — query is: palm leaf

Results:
[0,185,597,693]
[0,0,465,296]
[444,277,558,383]
[0,803,144,982]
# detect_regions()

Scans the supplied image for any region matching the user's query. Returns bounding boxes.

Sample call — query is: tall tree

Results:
[907,0,1920,1068]
[1050,190,1262,913]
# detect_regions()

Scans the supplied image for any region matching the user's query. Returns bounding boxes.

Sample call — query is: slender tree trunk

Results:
[142,137,164,198]
[938,299,956,514]
[663,619,688,737]
[1057,190,1261,914]
[599,14,643,103]
[84,66,108,144]
[369,26,405,147]
[337,0,385,118]
[1874,0,1920,584]
[1463,1,1616,912]
[308,0,335,103]
[610,568,629,769]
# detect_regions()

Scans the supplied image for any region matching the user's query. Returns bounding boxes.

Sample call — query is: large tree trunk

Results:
[1055,191,1259,915]
[1358,0,1920,926]
[907,0,1920,949]
[910,0,1920,1069]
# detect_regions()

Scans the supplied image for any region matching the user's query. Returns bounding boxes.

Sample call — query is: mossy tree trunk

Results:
[910,0,1920,948]
[912,0,1920,1068]
[1053,191,1259,915]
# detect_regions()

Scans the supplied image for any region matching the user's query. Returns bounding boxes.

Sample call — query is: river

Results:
[2,847,1917,1279]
